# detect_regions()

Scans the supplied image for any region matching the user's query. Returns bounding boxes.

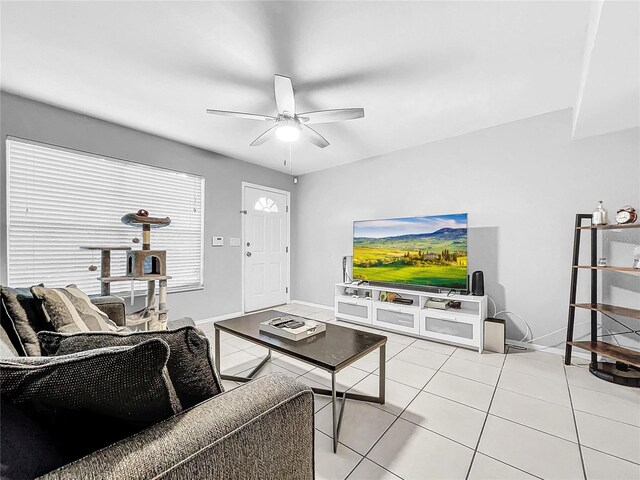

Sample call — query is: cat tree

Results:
[80,210,171,330]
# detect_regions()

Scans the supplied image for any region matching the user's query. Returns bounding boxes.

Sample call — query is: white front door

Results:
[243,184,289,312]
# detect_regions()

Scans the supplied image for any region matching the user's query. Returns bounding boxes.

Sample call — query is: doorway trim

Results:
[241,181,291,313]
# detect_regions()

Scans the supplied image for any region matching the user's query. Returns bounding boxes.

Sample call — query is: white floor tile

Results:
[378,330,416,346]
[468,453,537,479]
[507,349,562,366]
[478,415,583,480]
[452,347,506,367]
[401,391,486,447]
[385,340,410,359]
[441,356,501,386]
[238,361,297,380]
[244,344,282,359]
[394,345,450,370]
[582,446,640,480]
[350,374,420,416]
[217,350,262,375]
[498,368,571,407]
[570,384,640,427]
[376,358,437,389]
[221,379,239,391]
[210,341,240,357]
[565,364,640,397]
[316,401,396,455]
[368,418,474,480]
[490,388,577,441]
[411,338,457,355]
[302,366,370,391]
[503,352,566,382]
[347,458,401,480]
[271,355,316,375]
[575,411,640,464]
[423,372,495,411]
[314,430,362,480]
[350,349,385,373]
[223,335,256,350]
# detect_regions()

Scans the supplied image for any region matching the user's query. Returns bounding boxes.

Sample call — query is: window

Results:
[254,196,279,213]
[6,138,204,294]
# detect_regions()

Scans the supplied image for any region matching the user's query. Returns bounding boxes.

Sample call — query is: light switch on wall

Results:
[212,236,224,246]
[230,237,241,247]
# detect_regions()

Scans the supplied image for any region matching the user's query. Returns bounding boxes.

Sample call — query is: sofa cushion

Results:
[39,326,222,409]
[0,339,181,462]
[30,285,121,333]
[0,400,64,480]
[0,285,48,356]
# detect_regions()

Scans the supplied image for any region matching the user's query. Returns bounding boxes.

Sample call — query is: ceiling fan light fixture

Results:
[276,119,301,142]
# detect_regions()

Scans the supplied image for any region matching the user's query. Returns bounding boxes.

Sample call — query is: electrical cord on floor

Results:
[487,295,625,347]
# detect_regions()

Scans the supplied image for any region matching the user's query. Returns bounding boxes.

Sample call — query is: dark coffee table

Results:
[214,310,387,452]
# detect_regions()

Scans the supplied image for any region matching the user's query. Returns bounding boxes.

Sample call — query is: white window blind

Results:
[6,138,204,295]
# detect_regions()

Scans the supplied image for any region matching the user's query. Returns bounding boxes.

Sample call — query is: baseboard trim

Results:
[506,339,591,361]
[195,311,244,325]
[290,300,333,311]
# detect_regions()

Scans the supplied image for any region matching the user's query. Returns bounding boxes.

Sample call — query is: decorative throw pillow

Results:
[0,284,48,356]
[30,284,121,333]
[0,400,64,480]
[39,326,222,409]
[0,339,181,462]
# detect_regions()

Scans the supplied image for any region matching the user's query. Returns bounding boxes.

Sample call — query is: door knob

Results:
[246,252,252,257]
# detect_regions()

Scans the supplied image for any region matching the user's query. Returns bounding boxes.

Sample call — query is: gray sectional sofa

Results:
[1,289,315,480]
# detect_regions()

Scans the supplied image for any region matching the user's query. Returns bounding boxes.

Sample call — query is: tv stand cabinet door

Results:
[335,298,372,325]
[373,304,420,335]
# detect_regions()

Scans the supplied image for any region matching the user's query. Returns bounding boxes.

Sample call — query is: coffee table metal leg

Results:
[214,328,221,377]
[332,372,338,453]
[379,343,386,404]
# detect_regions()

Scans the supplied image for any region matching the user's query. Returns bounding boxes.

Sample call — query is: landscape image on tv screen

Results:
[353,213,468,289]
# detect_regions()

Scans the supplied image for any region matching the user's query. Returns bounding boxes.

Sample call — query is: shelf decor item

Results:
[615,205,637,225]
[592,201,608,225]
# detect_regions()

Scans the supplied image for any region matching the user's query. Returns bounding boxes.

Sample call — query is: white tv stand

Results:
[334,283,488,352]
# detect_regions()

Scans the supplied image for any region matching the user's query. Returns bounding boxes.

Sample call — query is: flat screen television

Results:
[353,213,468,290]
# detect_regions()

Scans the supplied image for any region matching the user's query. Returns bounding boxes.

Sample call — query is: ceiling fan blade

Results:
[206,109,276,122]
[298,108,364,125]
[250,124,279,146]
[302,125,330,148]
[274,74,295,115]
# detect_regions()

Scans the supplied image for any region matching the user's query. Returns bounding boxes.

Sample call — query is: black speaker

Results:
[471,271,484,296]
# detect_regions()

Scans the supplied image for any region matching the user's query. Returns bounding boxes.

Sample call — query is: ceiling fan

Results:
[206,74,364,148]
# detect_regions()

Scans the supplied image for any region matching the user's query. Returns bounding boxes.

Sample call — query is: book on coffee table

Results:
[259,315,326,341]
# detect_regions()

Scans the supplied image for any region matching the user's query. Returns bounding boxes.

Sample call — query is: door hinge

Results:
[286,205,289,213]
[286,287,289,294]
[240,210,247,215]
[286,246,289,253]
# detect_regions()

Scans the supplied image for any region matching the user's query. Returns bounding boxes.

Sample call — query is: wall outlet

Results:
[212,236,224,247]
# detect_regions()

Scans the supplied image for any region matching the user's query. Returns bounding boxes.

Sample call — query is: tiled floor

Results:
[198,303,640,480]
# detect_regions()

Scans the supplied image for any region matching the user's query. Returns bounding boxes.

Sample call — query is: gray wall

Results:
[0,91,296,321]
[292,109,640,348]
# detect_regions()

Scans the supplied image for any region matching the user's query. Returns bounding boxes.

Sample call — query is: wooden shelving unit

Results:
[564,214,640,387]
[571,303,640,319]
[574,266,640,273]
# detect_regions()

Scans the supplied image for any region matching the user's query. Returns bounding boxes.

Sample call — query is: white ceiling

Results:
[0,1,634,175]
[572,0,640,139]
